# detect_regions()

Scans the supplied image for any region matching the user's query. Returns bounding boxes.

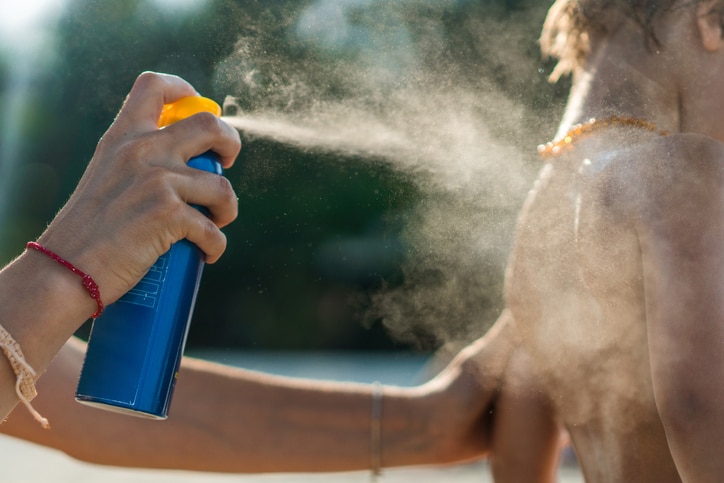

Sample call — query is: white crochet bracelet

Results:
[0,323,48,428]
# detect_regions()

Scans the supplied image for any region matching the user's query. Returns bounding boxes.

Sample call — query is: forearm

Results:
[2,338,475,473]
[1,310,515,475]
[0,251,97,422]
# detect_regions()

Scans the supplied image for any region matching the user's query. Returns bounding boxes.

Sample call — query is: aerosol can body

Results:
[75,96,223,419]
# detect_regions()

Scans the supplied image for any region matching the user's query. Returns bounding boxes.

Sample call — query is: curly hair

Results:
[540,0,683,81]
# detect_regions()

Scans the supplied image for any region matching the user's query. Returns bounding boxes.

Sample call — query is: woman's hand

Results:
[36,72,241,303]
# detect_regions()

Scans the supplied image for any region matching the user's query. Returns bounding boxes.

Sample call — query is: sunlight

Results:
[0,0,66,48]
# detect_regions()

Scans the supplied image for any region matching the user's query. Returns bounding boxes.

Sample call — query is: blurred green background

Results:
[0,0,567,354]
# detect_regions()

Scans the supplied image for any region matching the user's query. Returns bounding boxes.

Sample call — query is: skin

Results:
[501,3,724,481]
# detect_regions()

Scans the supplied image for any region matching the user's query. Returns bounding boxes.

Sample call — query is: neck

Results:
[557,34,680,140]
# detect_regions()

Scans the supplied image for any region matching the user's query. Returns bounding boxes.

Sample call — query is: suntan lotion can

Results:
[75,96,224,419]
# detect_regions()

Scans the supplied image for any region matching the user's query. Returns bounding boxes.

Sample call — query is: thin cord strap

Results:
[0,323,49,428]
[26,241,104,318]
[370,381,383,481]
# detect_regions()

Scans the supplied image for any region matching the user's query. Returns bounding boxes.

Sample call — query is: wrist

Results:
[37,215,153,304]
[0,249,96,370]
[26,242,104,318]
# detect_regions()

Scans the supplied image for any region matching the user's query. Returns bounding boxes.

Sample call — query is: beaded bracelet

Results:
[0,323,49,428]
[26,242,104,318]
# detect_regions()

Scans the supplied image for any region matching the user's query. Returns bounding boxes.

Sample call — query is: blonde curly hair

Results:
[540,0,682,81]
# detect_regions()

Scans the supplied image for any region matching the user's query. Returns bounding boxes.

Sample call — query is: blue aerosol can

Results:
[75,96,224,419]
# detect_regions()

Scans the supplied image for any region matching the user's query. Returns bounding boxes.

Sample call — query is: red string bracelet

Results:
[26,242,104,318]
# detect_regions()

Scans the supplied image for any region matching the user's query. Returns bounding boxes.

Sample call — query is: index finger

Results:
[161,112,242,169]
[115,72,199,131]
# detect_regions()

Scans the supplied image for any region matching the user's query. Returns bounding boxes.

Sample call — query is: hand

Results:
[410,317,514,463]
[36,72,241,303]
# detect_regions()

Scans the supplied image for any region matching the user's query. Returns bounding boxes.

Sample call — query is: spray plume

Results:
[214,0,562,348]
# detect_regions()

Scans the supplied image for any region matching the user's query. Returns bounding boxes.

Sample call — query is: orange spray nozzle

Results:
[158,96,222,128]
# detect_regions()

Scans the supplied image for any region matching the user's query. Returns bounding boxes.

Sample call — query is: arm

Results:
[0,72,240,425]
[488,348,563,483]
[2,338,391,472]
[0,315,522,473]
[636,136,724,481]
